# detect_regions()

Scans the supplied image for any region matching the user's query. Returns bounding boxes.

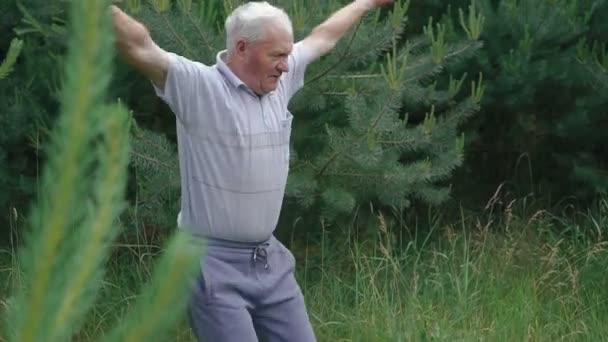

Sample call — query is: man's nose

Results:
[277,60,289,73]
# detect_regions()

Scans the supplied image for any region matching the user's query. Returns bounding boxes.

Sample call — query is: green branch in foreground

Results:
[12,1,115,340]
[102,232,203,342]
[6,1,202,341]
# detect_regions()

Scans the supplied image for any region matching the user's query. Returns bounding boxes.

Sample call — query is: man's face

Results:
[239,26,293,95]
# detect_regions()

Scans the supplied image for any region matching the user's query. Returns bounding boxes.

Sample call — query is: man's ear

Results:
[235,39,247,57]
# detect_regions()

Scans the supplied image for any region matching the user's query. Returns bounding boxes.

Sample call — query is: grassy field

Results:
[1,197,608,341]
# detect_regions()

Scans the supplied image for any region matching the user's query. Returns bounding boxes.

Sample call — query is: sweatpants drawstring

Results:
[253,243,270,269]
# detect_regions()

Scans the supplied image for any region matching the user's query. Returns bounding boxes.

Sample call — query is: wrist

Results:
[354,0,375,11]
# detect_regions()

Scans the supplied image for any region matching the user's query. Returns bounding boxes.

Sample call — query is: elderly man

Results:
[112,0,392,341]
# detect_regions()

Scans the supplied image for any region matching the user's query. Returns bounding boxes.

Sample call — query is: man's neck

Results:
[224,56,262,96]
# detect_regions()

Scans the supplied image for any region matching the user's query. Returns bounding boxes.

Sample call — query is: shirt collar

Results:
[216,50,246,89]
[215,50,275,98]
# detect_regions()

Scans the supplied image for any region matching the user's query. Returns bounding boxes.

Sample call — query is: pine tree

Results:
[443,0,608,197]
[558,37,608,194]
[126,125,181,233]
[0,0,179,240]
[117,0,485,225]
[3,1,201,341]
[0,1,69,237]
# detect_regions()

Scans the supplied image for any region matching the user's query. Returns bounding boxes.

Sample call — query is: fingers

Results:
[110,4,120,16]
[110,4,126,19]
[110,4,136,31]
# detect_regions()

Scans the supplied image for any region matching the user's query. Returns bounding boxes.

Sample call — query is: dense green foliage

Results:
[0,1,51,222]
[0,0,606,238]
[448,0,608,197]
[0,1,606,340]
[1,1,202,340]
[110,0,487,228]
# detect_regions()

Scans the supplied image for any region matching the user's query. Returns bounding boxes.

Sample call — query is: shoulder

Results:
[289,41,314,66]
[166,52,214,75]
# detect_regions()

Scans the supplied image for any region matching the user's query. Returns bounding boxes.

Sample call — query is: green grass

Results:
[2,199,608,341]
[301,218,608,341]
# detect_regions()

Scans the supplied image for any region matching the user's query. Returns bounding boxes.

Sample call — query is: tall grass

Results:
[2,197,607,341]
[300,198,608,341]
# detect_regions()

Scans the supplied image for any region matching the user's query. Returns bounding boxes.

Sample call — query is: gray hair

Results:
[225,1,293,53]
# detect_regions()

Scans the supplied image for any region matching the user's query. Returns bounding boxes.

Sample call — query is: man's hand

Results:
[111,5,169,88]
[356,0,395,10]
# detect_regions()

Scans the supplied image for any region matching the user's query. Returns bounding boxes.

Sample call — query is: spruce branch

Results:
[289,0,308,33]
[448,73,467,98]
[10,0,117,340]
[575,38,593,65]
[177,0,191,12]
[159,12,196,58]
[423,105,437,135]
[577,40,608,73]
[389,0,410,31]
[442,40,483,64]
[376,136,417,146]
[14,2,47,37]
[101,231,202,342]
[321,187,356,218]
[6,0,199,340]
[403,41,481,85]
[441,96,482,127]
[380,39,409,90]
[575,38,608,87]
[317,86,399,177]
[423,17,447,64]
[324,158,435,193]
[459,0,484,40]
[49,104,131,341]
[127,0,141,13]
[456,133,465,158]
[132,151,171,169]
[306,20,364,85]
[150,0,170,13]
[0,38,23,80]
[471,72,484,105]
[143,0,197,58]
[183,4,217,54]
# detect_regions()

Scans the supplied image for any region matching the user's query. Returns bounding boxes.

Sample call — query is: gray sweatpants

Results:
[187,235,316,342]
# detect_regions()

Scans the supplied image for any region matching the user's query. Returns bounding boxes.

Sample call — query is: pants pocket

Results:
[192,259,215,305]
[276,240,296,273]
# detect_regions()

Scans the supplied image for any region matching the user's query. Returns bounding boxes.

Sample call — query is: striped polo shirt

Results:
[153,41,312,242]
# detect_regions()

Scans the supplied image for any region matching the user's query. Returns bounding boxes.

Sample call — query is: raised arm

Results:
[111,5,169,88]
[301,0,394,61]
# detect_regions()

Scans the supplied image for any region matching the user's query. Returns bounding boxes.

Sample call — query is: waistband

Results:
[201,235,275,253]
[200,235,276,269]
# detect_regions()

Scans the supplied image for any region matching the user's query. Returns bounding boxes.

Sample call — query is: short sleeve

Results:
[152,52,209,125]
[281,41,313,100]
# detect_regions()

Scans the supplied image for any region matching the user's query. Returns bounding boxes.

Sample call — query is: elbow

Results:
[309,26,338,56]
[112,6,152,54]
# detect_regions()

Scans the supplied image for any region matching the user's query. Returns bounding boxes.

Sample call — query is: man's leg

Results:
[188,299,257,342]
[187,246,259,342]
[252,238,316,342]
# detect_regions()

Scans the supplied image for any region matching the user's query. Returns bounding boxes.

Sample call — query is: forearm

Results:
[307,1,372,55]
[302,1,375,60]
[111,5,168,87]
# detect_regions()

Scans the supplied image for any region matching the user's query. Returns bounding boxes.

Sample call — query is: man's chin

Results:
[261,85,278,94]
